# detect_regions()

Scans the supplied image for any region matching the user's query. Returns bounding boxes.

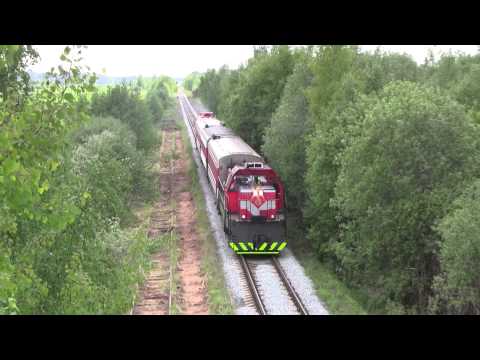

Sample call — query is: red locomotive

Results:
[181,95,287,254]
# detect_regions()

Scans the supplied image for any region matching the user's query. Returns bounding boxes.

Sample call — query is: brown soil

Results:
[133,126,209,315]
[133,129,175,315]
[174,131,209,315]
[132,253,170,315]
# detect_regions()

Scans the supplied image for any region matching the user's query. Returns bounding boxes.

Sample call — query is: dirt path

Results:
[133,125,209,315]
[133,128,175,315]
[174,130,209,315]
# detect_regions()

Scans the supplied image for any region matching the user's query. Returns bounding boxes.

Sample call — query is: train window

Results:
[236,176,250,186]
[253,176,268,185]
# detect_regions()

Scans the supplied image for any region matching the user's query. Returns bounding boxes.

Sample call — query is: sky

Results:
[29,45,479,79]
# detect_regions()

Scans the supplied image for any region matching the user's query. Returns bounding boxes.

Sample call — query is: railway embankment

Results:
[177,106,234,314]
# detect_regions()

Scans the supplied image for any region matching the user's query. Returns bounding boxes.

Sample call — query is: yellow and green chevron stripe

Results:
[229,241,287,254]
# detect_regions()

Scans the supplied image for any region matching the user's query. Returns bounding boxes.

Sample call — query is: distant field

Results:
[29,71,182,88]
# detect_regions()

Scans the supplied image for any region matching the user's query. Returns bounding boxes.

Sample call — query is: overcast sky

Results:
[29,45,479,78]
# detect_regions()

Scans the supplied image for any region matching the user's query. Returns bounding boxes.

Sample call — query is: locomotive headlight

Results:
[271,214,275,219]
[241,214,246,219]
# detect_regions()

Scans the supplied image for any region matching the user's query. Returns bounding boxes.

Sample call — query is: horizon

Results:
[29,45,479,80]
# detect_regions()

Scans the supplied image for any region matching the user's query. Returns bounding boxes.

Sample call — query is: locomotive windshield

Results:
[234,175,268,188]
[236,176,250,186]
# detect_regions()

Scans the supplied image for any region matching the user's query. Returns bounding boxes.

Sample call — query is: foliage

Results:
[430,179,480,314]
[0,45,39,104]
[306,46,361,123]
[196,46,295,151]
[1,46,160,314]
[305,90,373,259]
[422,53,480,119]
[357,48,420,93]
[90,83,156,151]
[57,222,153,314]
[72,125,136,223]
[0,45,96,312]
[195,67,225,114]
[145,76,176,123]
[332,81,480,312]
[303,46,370,258]
[30,116,156,314]
[183,72,201,92]
[262,55,314,211]
[191,45,480,314]
[223,46,295,150]
[298,253,367,315]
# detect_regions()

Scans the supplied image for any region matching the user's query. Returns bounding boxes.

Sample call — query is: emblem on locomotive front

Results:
[251,188,265,208]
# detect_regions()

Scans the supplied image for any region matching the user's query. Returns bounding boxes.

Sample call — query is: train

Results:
[180,94,287,255]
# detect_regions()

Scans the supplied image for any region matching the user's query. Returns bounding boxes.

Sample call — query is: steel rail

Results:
[239,256,267,315]
[271,256,309,315]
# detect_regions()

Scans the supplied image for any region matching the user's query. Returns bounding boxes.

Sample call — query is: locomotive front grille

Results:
[227,219,287,254]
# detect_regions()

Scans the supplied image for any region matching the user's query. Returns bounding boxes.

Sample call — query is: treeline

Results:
[183,72,202,93]
[0,45,177,314]
[194,45,480,314]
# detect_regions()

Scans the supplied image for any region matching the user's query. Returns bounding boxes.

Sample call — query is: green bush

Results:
[145,78,174,123]
[70,116,130,145]
[58,222,153,314]
[72,118,156,223]
[1,46,160,315]
[0,45,96,313]
[305,70,372,260]
[331,81,480,312]
[0,247,19,314]
[183,72,202,92]
[91,83,157,152]
[72,130,134,221]
[262,56,313,212]
[430,179,480,314]
[23,115,158,314]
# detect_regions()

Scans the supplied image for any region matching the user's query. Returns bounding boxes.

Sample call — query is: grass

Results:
[297,254,367,315]
[286,213,368,315]
[177,112,234,315]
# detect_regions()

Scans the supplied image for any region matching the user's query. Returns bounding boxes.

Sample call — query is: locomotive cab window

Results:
[236,176,251,186]
[253,176,267,185]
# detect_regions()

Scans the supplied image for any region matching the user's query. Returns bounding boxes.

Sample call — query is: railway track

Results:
[132,123,177,315]
[239,256,308,315]
[178,92,310,315]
